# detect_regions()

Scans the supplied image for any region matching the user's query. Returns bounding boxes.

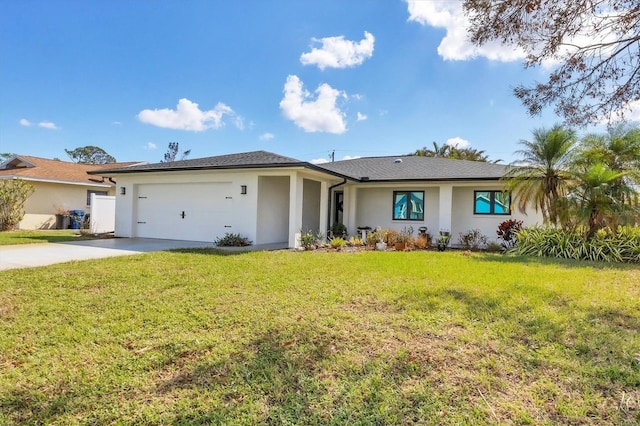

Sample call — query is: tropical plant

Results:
[567,163,634,239]
[512,226,640,263]
[504,125,577,225]
[162,142,191,163]
[214,233,252,247]
[330,237,346,249]
[0,179,35,231]
[412,142,495,162]
[299,230,321,250]
[347,236,364,247]
[497,219,523,249]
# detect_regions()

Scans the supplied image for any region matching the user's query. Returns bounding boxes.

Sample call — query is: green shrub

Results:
[512,226,640,263]
[299,230,323,250]
[214,232,252,247]
[0,179,35,231]
[330,237,346,249]
[330,222,347,238]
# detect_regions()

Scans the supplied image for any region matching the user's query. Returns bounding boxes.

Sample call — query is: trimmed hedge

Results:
[512,226,640,263]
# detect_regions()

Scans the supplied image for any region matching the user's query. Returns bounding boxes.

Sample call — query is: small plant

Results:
[330,237,346,249]
[0,179,35,231]
[497,219,523,249]
[299,230,320,250]
[214,232,252,247]
[485,241,503,253]
[436,230,451,251]
[414,235,431,249]
[348,236,364,247]
[330,222,347,238]
[458,229,488,250]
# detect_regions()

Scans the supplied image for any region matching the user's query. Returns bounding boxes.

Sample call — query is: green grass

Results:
[0,230,94,246]
[1,250,639,424]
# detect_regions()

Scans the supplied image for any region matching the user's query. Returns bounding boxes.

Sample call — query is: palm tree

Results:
[412,142,451,157]
[412,142,495,162]
[569,163,632,238]
[504,125,577,225]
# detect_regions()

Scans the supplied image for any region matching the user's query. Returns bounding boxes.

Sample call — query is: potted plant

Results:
[54,206,70,229]
[395,226,413,251]
[436,230,451,251]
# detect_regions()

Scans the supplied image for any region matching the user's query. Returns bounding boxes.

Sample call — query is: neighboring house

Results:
[0,155,140,230]
[90,150,543,248]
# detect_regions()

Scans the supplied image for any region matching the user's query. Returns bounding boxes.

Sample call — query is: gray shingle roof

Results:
[89,150,304,174]
[315,155,509,181]
[90,150,510,181]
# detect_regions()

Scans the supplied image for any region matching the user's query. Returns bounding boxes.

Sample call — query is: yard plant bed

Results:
[1,250,639,424]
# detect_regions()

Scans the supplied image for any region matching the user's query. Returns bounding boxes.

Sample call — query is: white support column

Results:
[344,186,357,235]
[288,173,304,248]
[438,184,453,233]
[318,180,328,236]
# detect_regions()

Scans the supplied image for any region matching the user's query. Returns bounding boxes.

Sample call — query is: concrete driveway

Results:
[0,238,220,271]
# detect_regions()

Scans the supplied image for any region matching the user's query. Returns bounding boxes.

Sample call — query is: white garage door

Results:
[135,183,233,242]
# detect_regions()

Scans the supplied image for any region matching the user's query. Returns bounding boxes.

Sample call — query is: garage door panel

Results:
[135,183,232,241]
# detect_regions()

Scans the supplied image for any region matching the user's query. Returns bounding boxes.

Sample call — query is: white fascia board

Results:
[0,175,112,188]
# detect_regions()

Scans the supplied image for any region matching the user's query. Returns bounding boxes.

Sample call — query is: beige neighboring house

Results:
[0,155,141,230]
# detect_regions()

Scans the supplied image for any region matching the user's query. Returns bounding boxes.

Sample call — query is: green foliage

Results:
[457,228,488,250]
[411,141,495,162]
[512,226,640,263]
[0,179,35,231]
[64,146,116,164]
[330,222,347,238]
[214,232,252,247]
[299,230,323,250]
[329,236,346,249]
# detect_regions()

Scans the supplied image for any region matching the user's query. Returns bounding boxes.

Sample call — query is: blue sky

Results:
[1,0,571,164]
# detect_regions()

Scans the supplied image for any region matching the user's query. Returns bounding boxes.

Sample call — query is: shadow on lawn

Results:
[473,252,639,270]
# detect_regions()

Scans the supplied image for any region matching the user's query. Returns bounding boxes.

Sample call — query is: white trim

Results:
[0,175,112,188]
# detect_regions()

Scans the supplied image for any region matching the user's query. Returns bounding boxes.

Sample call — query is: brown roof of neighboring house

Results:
[0,155,141,186]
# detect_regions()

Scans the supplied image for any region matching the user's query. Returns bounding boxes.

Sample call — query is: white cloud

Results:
[300,31,375,70]
[446,137,470,149]
[279,75,347,134]
[259,132,275,141]
[144,142,157,150]
[406,0,524,61]
[138,98,236,131]
[356,112,368,121]
[112,121,122,126]
[341,155,361,161]
[310,158,329,164]
[19,118,32,127]
[38,121,58,130]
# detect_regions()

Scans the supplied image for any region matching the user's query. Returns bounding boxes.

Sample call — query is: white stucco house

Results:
[90,150,543,248]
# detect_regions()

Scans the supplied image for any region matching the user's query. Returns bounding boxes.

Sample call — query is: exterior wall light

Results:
[120,187,126,195]
[240,185,247,195]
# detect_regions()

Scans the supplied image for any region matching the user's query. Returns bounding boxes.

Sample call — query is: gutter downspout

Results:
[327,178,347,234]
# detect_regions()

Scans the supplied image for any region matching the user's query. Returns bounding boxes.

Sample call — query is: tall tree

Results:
[463,0,640,126]
[504,125,577,225]
[412,142,451,157]
[65,146,116,164]
[162,142,191,163]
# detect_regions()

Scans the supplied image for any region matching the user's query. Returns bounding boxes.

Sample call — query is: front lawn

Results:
[0,250,638,424]
[0,230,93,246]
